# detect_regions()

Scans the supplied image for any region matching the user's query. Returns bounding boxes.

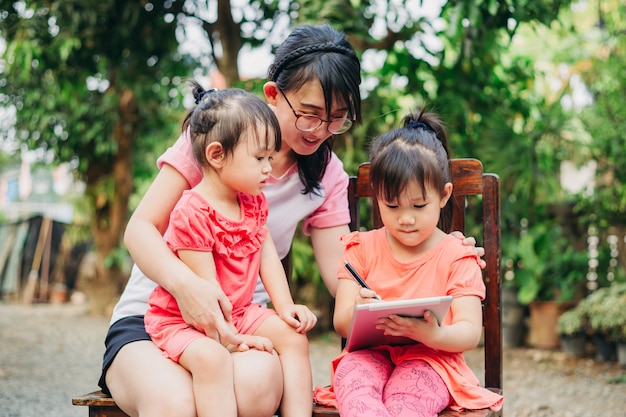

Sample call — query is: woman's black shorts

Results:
[98,315,150,395]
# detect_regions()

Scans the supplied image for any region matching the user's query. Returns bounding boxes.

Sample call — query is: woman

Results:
[100,24,361,417]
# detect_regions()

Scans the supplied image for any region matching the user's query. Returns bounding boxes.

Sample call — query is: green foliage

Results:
[242,0,584,300]
[0,147,20,167]
[558,307,587,336]
[290,234,321,286]
[3,0,619,311]
[579,282,626,341]
[0,0,188,180]
[575,1,626,227]
[0,1,192,306]
[509,222,588,305]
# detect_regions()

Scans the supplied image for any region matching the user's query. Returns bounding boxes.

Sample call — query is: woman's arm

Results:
[310,224,351,297]
[124,164,241,345]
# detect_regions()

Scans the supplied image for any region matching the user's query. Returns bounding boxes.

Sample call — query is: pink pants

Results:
[333,349,451,417]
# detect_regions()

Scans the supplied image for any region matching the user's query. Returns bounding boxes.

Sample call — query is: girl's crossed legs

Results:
[333,349,451,417]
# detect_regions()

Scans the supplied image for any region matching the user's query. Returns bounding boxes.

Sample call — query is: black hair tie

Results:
[195,88,218,105]
[408,120,432,132]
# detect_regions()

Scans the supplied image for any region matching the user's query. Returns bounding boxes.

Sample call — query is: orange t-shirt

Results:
[314,229,503,412]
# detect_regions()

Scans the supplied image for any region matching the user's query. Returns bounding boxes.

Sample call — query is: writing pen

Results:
[344,262,382,300]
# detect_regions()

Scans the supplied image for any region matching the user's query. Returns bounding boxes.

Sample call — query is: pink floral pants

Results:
[333,349,451,417]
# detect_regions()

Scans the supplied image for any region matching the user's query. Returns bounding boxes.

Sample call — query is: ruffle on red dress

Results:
[167,191,268,260]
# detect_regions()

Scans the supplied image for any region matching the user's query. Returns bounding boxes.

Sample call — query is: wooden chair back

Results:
[346,158,502,391]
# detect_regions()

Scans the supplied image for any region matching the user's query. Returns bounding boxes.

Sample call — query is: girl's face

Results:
[378,180,452,256]
[218,125,275,196]
[264,81,351,156]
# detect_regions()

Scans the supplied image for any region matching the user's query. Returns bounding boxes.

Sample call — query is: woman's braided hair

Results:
[269,44,359,82]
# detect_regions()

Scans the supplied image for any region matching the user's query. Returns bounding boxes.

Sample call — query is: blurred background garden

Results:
[0,0,625,364]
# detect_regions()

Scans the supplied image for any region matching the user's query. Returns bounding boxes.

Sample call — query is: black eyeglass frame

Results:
[279,89,355,135]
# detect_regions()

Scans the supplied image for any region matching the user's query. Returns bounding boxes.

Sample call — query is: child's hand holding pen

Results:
[344,262,382,301]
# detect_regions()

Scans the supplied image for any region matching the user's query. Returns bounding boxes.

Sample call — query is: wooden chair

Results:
[73,158,502,417]
[312,158,503,417]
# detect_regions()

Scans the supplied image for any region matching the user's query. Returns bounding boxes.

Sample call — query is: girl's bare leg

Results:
[179,338,237,417]
[256,316,312,417]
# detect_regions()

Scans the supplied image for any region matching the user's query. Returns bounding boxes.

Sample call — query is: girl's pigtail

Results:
[194,88,218,105]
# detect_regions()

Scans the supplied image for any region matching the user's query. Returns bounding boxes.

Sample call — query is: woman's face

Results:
[265,81,351,156]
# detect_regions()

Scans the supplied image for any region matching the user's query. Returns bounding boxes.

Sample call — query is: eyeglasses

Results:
[279,89,354,135]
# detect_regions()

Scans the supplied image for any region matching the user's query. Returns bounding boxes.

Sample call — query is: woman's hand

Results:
[175,277,244,347]
[450,231,486,269]
[277,304,318,333]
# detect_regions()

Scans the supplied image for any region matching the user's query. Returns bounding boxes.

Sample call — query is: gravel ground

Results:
[1,301,625,417]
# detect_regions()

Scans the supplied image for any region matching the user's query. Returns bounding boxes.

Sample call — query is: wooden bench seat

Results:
[73,389,502,417]
[73,158,503,417]
[72,390,127,417]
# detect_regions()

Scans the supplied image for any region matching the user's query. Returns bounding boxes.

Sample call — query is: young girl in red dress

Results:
[144,85,317,417]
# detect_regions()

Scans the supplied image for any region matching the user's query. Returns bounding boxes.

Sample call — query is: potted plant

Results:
[582,282,626,363]
[501,235,527,347]
[508,223,588,349]
[557,307,587,357]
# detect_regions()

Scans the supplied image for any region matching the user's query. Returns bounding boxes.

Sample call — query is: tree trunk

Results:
[203,0,241,86]
[81,88,137,316]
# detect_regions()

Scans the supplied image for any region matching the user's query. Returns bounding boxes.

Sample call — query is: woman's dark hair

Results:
[369,109,453,231]
[182,81,281,167]
[268,24,362,195]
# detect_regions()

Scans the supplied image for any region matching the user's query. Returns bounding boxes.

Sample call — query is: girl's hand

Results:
[357,287,381,303]
[375,310,441,344]
[277,304,318,333]
[450,231,486,269]
[224,334,274,353]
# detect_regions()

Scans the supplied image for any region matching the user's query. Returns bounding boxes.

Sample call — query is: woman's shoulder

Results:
[317,152,349,199]
[322,152,349,180]
[327,151,347,171]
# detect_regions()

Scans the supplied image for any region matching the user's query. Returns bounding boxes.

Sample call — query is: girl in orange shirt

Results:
[315,110,503,416]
